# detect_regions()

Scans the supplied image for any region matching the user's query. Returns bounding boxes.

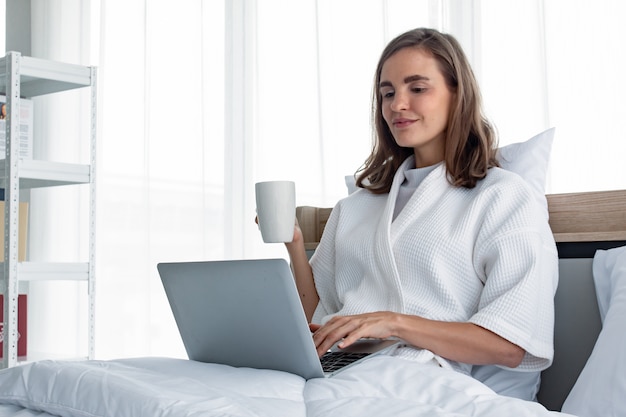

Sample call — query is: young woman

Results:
[285,27,558,397]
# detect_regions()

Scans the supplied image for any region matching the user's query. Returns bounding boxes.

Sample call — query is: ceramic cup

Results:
[255,180,296,243]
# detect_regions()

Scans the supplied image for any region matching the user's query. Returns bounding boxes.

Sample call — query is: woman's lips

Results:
[392,118,416,128]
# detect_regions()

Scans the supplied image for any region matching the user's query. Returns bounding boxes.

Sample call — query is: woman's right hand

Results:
[253,215,303,246]
[286,217,304,248]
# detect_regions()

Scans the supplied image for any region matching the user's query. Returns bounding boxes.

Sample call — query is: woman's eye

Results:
[381,90,394,99]
[411,87,426,93]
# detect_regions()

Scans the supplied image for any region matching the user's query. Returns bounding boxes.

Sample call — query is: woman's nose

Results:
[390,91,408,112]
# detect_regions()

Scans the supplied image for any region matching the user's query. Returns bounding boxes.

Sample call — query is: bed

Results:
[0,123,625,417]
[0,188,623,417]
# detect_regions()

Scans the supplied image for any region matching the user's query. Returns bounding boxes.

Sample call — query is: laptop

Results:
[157,258,401,379]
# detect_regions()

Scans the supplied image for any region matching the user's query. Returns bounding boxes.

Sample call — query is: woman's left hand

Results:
[310,312,399,357]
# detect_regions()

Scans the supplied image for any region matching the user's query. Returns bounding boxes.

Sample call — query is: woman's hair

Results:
[356,28,498,194]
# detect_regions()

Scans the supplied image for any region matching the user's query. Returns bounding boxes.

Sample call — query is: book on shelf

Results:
[0,95,33,160]
[0,294,27,358]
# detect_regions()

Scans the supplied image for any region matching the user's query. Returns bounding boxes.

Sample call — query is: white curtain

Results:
[23,0,626,360]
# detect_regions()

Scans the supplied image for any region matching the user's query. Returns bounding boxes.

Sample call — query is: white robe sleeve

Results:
[470,183,558,370]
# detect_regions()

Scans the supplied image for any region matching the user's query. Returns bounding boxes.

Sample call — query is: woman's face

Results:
[379,47,453,167]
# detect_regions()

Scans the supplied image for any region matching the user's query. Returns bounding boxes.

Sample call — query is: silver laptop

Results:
[157,258,401,379]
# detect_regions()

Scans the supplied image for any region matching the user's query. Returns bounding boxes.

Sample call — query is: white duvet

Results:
[0,356,575,417]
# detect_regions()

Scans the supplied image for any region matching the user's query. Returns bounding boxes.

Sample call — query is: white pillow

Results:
[345,175,358,195]
[561,245,626,417]
[496,127,555,215]
[593,248,615,323]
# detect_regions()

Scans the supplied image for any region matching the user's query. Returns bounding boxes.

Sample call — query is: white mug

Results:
[255,180,296,243]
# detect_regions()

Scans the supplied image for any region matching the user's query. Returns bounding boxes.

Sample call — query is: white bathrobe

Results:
[310,158,558,374]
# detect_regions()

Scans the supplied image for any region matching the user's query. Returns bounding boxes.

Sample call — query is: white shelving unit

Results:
[0,52,96,368]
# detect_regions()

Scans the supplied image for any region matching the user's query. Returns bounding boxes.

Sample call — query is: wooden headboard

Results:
[296,189,626,248]
[295,206,332,251]
[547,189,626,243]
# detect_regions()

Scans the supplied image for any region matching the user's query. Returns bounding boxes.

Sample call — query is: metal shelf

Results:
[0,54,92,98]
[0,159,90,189]
[0,262,89,282]
[1,51,97,368]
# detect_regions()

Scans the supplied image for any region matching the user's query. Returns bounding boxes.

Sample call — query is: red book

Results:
[0,294,27,358]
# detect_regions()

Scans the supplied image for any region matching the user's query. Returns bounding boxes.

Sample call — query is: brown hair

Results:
[356,28,498,194]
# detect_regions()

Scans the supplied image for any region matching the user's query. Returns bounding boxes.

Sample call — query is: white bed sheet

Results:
[0,406,54,417]
[0,356,575,417]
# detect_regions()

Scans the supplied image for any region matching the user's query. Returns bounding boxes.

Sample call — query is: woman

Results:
[285,28,557,396]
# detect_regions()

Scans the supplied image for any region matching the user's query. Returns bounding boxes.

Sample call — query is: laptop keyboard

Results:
[320,351,371,373]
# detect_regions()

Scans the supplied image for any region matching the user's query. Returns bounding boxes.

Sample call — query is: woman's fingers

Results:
[312,316,363,356]
[312,312,398,356]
